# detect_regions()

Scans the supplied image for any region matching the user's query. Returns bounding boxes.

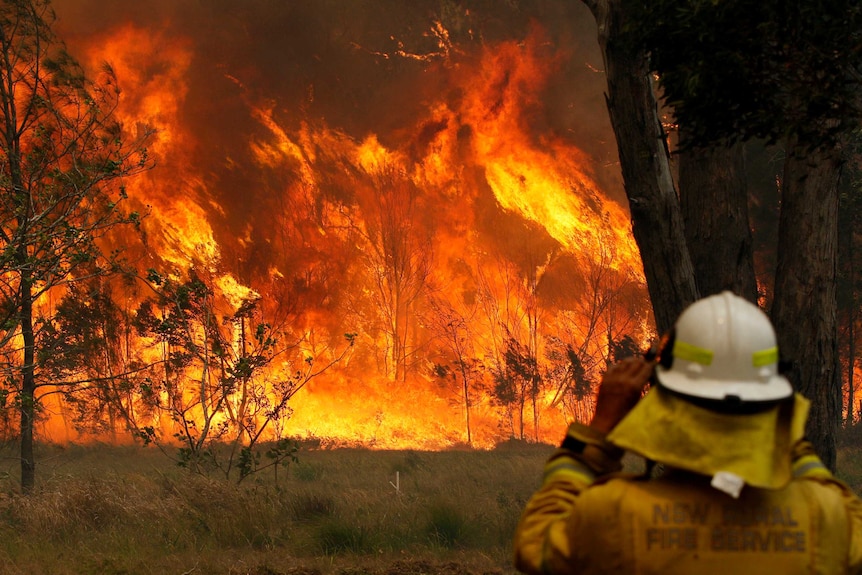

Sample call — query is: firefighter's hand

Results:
[590,357,654,434]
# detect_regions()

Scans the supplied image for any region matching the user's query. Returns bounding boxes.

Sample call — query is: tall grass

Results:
[0,441,553,575]
[837,424,862,493]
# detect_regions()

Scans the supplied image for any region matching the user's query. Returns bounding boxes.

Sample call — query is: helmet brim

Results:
[656,366,794,403]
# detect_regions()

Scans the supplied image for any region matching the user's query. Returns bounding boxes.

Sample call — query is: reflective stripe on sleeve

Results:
[792,454,832,479]
[543,457,596,486]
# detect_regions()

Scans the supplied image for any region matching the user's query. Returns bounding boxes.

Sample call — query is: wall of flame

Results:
[35,0,653,448]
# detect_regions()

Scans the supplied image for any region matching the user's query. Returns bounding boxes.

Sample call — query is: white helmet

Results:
[655,291,793,403]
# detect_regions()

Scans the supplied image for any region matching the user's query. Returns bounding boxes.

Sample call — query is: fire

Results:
[459,32,639,269]
[34,3,650,450]
[76,23,193,158]
[357,135,401,173]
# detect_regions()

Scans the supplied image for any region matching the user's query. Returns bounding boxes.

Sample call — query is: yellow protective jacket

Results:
[514,424,862,575]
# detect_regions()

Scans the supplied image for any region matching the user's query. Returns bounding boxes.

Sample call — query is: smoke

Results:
[51,1,620,188]
[49,0,632,307]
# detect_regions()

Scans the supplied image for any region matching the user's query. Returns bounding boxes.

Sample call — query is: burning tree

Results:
[37,279,151,439]
[544,239,648,423]
[0,0,151,491]
[543,335,592,424]
[492,332,541,442]
[427,295,484,446]
[355,163,434,385]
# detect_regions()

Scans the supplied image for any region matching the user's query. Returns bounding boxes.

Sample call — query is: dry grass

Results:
[0,432,857,575]
[837,425,862,493]
[0,441,554,575]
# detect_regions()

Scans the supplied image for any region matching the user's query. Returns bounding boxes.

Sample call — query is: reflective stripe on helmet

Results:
[673,342,779,369]
[752,346,778,368]
[672,339,713,365]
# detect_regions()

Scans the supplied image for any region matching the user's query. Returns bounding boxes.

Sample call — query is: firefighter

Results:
[514,291,862,574]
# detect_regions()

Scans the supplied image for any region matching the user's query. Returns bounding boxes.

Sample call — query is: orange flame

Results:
[37,8,649,449]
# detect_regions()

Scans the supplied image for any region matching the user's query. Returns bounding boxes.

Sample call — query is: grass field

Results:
[0,434,857,575]
[0,440,555,575]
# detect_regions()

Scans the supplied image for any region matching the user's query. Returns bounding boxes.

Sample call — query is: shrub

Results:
[425,501,469,548]
[315,519,371,554]
[293,462,324,482]
[290,492,336,521]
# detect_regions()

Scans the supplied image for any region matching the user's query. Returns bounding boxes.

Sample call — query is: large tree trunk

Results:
[582,0,697,334]
[848,314,855,426]
[581,0,842,472]
[771,139,843,471]
[679,140,758,302]
[848,246,856,427]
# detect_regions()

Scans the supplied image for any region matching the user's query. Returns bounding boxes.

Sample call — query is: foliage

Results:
[610,334,640,361]
[36,280,154,436]
[315,520,372,554]
[426,292,488,445]
[132,268,354,482]
[0,0,152,490]
[543,335,593,424]
[491,333,542,440]
[0,0,150,334]
[626,0,862,148]
[425,501,470,548]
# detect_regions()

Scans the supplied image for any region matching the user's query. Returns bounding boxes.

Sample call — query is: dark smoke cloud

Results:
[53,1,616,163]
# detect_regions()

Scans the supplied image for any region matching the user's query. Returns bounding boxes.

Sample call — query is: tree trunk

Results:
[457,362,472,446]
[462,374,472,445]
[771,139,843,470]
[20,278,36,492]
[846,280,856,427]
[679,140,758,302]
[850,290,856,427]
[582,0,698,334]
[844,212,856,427]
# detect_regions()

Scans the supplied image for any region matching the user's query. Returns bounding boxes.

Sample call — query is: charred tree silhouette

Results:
[476,245,551,442]
[427,296,483,445]
[492,331,541,441]
[355,164,433,385]
[544,336,592,424]
[546,239,648,422]
[38,279,153,439]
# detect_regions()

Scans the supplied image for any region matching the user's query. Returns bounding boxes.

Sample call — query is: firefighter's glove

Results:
[590,357,653,434]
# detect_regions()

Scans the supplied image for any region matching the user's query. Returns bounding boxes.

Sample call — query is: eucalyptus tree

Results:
[0,0,151,490]
[580,0,862,468]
